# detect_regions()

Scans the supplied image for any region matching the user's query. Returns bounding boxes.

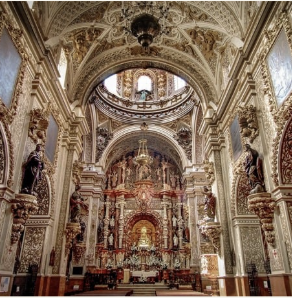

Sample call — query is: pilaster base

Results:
[269,274,292,296]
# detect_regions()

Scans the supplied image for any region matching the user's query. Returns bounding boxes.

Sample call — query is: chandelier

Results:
[134,139,153,166]
[122,1,170,49]
[133,122,153,166]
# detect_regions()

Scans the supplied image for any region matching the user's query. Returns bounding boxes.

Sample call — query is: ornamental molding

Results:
[0,12,29,125]
[259,11,292,187]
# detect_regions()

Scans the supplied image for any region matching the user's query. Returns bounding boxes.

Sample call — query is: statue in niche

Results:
[155,167,162,182]
[244,144,265,194]
[172,215,177,227]
[136,89,152,101]
[111,171,118,188]
[138,226,151,247]
[70,185,88,223]
[170,172,177,188]
[21,144,44,196]
[118,156,127,184]
[173,234,178,247]
[202,186,216,221]
[109,215,115,228]
[108,233,114,247]
[138,164,151,180]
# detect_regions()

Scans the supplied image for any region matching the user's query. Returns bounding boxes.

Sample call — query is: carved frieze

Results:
[280,116,292,184]
[237,105,259,143]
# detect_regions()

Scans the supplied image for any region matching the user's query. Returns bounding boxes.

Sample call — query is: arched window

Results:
[174,75,186,90]
[104,74,118,95]
[58,48,67,89]
[138,75,152,92]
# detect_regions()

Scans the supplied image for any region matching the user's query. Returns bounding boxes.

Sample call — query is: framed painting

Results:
[230,115,242,161]
[267,28,292,106]
[0,28,22,107]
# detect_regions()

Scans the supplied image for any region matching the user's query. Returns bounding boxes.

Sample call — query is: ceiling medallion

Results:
[122,1,170,49]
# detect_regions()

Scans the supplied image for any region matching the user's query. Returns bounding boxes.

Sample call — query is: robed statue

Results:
[21,144,44,195]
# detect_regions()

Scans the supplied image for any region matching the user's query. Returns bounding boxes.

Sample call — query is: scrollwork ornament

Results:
[237,105,259,143]
[198,221,222,252]
[65,223,81,256]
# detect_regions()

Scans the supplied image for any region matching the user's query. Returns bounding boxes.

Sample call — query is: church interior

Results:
[1,1,292,296]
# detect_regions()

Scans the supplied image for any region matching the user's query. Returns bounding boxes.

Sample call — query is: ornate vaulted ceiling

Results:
[32,1,253,109]
[29,1,259,168]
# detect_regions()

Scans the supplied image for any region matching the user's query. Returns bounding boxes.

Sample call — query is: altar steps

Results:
[117,282,169,296]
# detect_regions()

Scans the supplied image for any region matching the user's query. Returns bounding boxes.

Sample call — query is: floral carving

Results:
[96,127,113,162]
[237,105,259,143]
[73,242,87,263]
[236,174,253,215]
[202,160,215,185]
[174,127,192,161]
[72,160,83,185]
[280,116,292,184]
[28,108,49,145]
[65,222,81,256]
[247,193,276,247]
[11,194,38,244]
[198,221,222,252]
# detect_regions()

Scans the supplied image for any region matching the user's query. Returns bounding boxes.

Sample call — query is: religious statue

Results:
[138,226,151,247]
[202,186,216,221]
[131,242,138,252]
[244,144,265,193]
[70,185,88,223]
[172,215,177,227]
[111,171,118,188]
[21,144,44,195]
[108,233,114,247]
[109,215,115,228]
[173,233,178,247]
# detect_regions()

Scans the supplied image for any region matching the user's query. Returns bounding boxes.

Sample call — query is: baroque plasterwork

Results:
[259,11,292,186]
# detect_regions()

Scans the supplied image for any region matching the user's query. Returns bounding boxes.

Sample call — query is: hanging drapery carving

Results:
[173,127,192,161]
[28,108,49,145]
[96,127,112,162]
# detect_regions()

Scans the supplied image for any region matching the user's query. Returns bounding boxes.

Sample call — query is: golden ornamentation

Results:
[247,193,276,247]
[237,105,259,143]
[202,160,215,185]
[11,194,38,244]
[73,242,87,263]
[28,108,49,145]
[174,127,192,161]
[65,222,81,256]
